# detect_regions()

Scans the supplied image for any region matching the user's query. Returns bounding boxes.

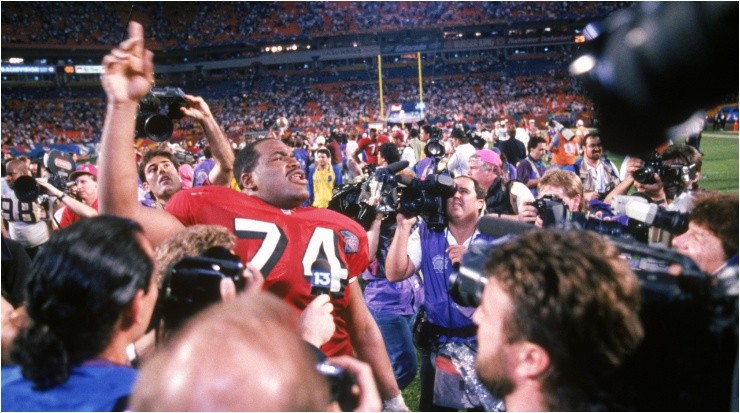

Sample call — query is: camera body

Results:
[449,242,495,308]
[160,246,244,332]
[136,86,187,142]
[316,361,358,411]
[633,152,665,185]
[531,194,570,227]
[424,127,445,159]
[398,173,456,231]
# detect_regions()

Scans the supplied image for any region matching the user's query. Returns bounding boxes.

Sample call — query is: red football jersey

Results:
[356,135,390,165]
[166,185,369,356]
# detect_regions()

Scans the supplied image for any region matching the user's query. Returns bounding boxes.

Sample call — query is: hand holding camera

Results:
[324,355,382,412]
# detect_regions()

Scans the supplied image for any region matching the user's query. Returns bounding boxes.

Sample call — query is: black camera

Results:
[136,86,187,142]
[424,127,445,159]
[159,246,244,333]
[633,152,665,185]
[449,242,496,308]
[533,195,648,241]
[398,173,456,231]
[327,161,408,230]
[469,131,487,150]
[13,151,76,203]
[531,195,570,227]
[316,361,358,411]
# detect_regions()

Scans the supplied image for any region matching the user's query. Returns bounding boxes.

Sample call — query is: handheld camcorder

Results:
[12,151,76,203]
[159,246,244,333]
[136,86,188,142]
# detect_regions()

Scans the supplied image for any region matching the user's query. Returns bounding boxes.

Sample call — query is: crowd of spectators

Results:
[2,2,632,49]
[2,64,591,152]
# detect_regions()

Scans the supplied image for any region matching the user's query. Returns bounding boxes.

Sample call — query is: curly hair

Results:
[689,192,738,259]
[483,230,644,410]
[538,169,585,212]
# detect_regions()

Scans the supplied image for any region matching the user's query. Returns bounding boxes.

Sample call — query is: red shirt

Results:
[356,135,390,165]
[59,198,98,229]
[166,185,369,356]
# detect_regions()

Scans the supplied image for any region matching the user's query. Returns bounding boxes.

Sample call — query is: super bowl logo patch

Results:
[341,230,359,254]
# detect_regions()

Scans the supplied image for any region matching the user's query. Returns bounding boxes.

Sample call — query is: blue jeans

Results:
[369,309,418,389]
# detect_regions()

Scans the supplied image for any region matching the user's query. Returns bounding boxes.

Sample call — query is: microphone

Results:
[384,160,409,174]
[477,216,534,238]
[310,258,332,295]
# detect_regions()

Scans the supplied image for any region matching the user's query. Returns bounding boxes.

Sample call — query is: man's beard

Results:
[477,347,516,399]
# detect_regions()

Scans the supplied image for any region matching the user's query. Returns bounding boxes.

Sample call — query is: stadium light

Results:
[8,57,23,64]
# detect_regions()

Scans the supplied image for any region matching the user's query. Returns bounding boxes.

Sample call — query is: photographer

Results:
[606,145,703,207]
[467,149,533,220]
[517,169,585,226]
[668,192,738,411]
[386,176,502,411]
[37,164,99,229]
[566,133,621,203]
[363,145,422,391]
[135,224,334,364]
[130,293,382,412]
[137,95,235,209]
[474,230,644,411]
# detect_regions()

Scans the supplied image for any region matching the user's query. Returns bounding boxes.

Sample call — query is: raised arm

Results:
[181,95,234,187]
[98,21,184,247]
[384,213,417,282]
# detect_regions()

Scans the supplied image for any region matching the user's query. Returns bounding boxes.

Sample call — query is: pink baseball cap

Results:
[475,149,501,168]
[69,163,98,180]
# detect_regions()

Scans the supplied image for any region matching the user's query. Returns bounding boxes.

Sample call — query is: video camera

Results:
[397,173,457,231]
[136,86,188,142]
[328,158,456,231]
[423,126,445,159]
[531,193,689,242]
[158,246,244,334]
[12,150,76,203]
[633,152,696,187]
[448,221,708,309]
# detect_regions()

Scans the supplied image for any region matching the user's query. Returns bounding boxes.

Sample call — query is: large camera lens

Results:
[142,114,174,142]
[424,140,445,158]
[633,166,657,184]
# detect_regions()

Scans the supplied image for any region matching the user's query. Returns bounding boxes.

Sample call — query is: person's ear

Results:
[142,181,150,192]
[121,289,146,330]
[514,341,550,379]
[241,172,256,192]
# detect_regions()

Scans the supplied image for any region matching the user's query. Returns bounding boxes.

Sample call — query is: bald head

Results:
[130,293,331,411]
